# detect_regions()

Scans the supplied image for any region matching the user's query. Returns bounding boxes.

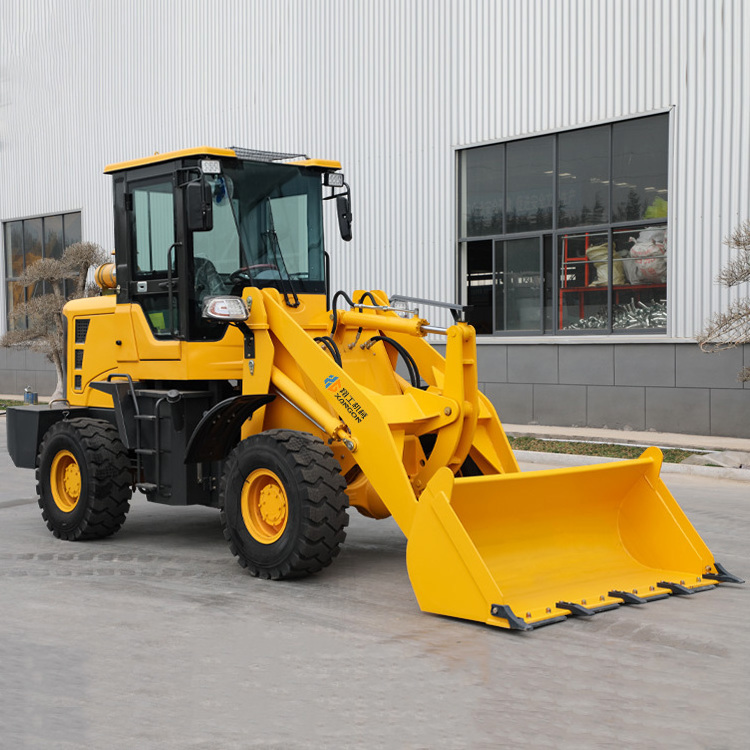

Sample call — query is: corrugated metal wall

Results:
[1,0,748,337]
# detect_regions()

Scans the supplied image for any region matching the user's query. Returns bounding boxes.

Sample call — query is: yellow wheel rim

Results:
[240,469,289,544]
[50,449,81,512]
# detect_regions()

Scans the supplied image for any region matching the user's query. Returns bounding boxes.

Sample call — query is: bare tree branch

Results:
[699,221,750,382]
[726,221,750,251]
[0,242,107,396]
[698,299,750,349]
[61,242,109,298]
[716,220,750,287]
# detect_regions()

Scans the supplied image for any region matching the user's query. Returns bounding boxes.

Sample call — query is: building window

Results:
[3,212,82,330]
[458,113,669,334]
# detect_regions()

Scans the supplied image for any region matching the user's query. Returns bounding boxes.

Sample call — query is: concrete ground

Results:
[1,420,748,749]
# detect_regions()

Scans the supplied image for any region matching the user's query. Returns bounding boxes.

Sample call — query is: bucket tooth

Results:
[656,581,695,595]
[609,590,648,605]
[702,562,745,584]
[556,601,597,617]
[490,604,532,631]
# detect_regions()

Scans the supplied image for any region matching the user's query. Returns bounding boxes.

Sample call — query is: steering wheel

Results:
[229,264,279,284]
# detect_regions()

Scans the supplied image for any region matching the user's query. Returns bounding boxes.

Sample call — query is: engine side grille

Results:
[74,318,90,344]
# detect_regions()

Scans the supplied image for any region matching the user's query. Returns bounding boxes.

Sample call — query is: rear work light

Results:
[324,172,345,188]
[200,159,222,174]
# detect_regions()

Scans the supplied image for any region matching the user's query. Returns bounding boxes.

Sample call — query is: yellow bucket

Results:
[406,448,726,630]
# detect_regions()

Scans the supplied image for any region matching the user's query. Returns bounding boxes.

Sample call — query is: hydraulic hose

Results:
[330,290,380,336]
[365,335,421,389]
[314,336,343,367]
[330,290,356,335]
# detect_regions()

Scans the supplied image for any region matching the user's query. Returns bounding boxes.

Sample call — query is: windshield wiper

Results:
[263,199,300,308]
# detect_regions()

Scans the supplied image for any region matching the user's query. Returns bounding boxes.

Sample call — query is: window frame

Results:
[3,210,82,331]
[129,177,178,279]
[457,112,670,337]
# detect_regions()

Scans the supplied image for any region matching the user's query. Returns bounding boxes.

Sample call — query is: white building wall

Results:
[1,0,748,337]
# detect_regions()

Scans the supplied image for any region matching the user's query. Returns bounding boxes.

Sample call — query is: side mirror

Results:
[336,194,352,242]
[186,180,213,232]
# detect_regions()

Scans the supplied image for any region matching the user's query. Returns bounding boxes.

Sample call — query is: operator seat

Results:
[194,256,226,301]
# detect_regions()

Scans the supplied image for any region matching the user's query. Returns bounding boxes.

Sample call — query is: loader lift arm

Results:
[253,287,743,630]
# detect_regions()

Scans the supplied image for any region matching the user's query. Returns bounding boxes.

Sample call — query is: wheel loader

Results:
[6,146,743,630]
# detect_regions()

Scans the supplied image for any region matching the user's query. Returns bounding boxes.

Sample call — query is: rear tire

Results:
[36,418,133,540]
[220,430,349,579]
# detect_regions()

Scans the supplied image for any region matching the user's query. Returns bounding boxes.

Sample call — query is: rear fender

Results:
[6,405,117,468]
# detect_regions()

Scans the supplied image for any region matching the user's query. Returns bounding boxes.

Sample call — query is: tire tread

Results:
[220,429,349,579]
[36,418,132,541]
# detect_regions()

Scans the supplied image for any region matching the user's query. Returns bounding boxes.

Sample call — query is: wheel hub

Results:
[259,484,286,526]
[50,450,81,512]
[240,469,289,544]
[63,463,81,497]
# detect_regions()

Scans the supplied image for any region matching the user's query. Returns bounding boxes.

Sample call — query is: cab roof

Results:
[104,146,341,174]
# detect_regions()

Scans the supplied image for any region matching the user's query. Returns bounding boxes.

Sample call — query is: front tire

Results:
[36,418,133,540]
[220,430,349,579]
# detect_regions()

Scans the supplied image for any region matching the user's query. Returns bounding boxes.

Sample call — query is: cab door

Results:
[127,173,183,357]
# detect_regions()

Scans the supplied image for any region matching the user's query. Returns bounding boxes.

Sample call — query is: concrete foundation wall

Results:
[0,349,57,398]
[474,342,750,438]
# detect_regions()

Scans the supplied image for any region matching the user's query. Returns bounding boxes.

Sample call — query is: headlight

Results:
[202,296,249,321]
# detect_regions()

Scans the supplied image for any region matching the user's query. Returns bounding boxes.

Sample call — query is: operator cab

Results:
[105,147,351,341]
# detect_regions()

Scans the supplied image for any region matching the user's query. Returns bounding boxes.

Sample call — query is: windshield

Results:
[191,161,325,302]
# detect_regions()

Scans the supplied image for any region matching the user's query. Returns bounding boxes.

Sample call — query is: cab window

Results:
[132,181,175,276]
[131,179,177,336]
